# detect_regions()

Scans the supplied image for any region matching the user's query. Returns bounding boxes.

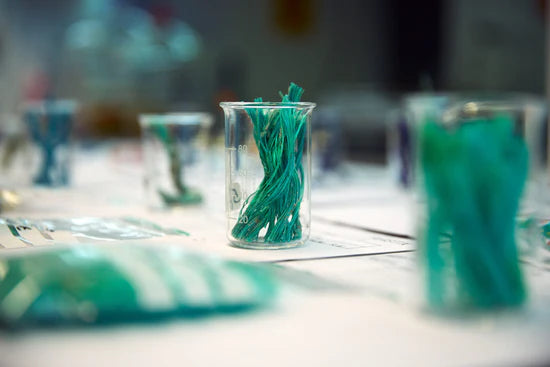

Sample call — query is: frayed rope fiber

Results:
[232,83,308,244]
[420,114,527,310]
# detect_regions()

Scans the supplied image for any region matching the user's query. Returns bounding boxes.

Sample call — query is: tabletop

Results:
[0,141,549,367]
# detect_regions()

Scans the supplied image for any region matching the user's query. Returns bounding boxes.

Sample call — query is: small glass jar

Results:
[220,102,315,249]
[139,113,212,209]
[24,100,77,187]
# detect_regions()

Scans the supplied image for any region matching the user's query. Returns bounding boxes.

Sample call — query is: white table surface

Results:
[1,141,549,367]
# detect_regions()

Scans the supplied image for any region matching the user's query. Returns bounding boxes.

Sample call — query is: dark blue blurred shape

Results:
[25,101,75,186]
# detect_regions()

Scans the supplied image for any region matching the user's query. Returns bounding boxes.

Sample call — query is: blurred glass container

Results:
[221,102,315,249]
[0,189,20,213]
[414,96,547,311]
[139,113,212,209]
[389,93,455,188]
[317,87,397,164]
[0,113,33,188]
[396,93,547,196]
[24,100,77,187]
[311,106,345,183]
[386,108,412,188]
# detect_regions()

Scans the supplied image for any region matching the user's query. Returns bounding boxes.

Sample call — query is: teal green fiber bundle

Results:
[420,114,527,311]
[231,83,307,244]
[149,122,202,206]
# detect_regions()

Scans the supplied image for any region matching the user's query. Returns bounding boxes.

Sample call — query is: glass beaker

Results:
[24,100,76,187]
[139,113,212,209]
[401,93,547,197]
[220,102,315,249]
[0,113,32,188]
[311,106,344,182]
[390,93,456,188]
[415,96,547,311]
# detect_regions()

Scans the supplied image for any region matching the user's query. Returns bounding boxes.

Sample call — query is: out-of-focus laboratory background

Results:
[0,0,545,160]
[1,2,550,367]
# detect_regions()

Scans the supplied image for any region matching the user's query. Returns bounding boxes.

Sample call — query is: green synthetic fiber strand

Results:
[420,114,527,310]
[231,83,307,244]
[149,123,202,206]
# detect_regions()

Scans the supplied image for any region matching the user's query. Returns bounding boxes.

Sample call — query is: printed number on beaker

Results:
[239,215,248,224]
[229,182,242,210]
[238,145,247,152]
[231,183,241,203]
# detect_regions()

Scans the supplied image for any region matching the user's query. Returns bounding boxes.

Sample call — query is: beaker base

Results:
[228,238,307,250]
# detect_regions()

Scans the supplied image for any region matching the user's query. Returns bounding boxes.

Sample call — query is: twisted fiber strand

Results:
[420,114,527,310]
[150,122,202,205]
[232,83,307,243]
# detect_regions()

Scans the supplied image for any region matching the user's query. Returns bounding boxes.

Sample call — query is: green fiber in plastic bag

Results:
[0,245,278,329]
[419,114,527,311]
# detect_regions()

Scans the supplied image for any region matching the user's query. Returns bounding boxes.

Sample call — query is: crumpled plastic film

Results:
[0,245,278,329]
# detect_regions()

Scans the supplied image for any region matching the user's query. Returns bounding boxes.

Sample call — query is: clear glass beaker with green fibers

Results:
[417,99,535,312]
[140,113,212,209]
[221,83,315,249]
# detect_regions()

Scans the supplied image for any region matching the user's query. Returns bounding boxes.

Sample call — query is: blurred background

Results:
[0,0,545,161]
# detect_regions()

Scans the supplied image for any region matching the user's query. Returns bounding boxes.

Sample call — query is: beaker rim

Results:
[139,112,213,126]
[403,91,547,107]
[219,102,316,109]
[22,99,78,114]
